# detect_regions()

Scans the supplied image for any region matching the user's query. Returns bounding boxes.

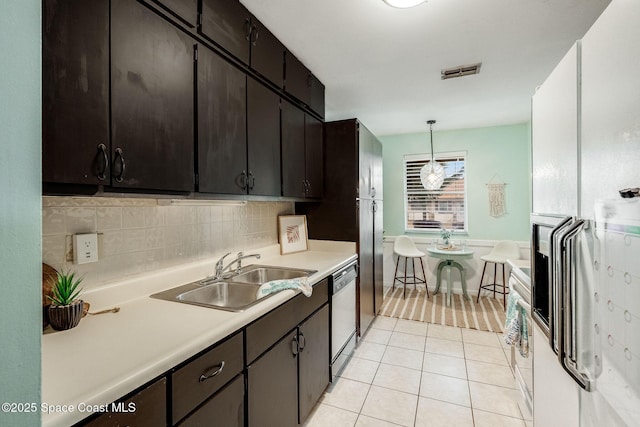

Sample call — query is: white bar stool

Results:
[476,240,520,308]
[392,236,428,299]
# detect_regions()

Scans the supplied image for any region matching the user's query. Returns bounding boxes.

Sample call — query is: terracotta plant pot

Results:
[48,300,84,331]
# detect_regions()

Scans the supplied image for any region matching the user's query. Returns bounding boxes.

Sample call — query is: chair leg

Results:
[476,261,488,302]
[502,263,507,309]
[393,256,400,291]
[411,257,417,291]
[419,257,429,298]
[493,263,497,298]
[403,256,408,299]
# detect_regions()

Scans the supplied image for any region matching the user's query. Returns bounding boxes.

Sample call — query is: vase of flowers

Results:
[440,228,453,248]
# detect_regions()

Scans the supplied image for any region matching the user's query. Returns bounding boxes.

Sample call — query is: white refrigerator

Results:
[531,0,640,426]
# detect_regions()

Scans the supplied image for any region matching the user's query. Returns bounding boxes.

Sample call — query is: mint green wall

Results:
[380,123,531,240]
[0,1,42,426]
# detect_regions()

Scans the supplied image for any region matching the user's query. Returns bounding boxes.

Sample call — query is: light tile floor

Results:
[304,317,534,427]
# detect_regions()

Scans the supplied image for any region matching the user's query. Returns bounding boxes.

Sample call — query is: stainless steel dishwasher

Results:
[330,262,358,381]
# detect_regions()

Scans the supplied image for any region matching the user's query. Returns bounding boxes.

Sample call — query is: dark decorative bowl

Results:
[48,300,84,331]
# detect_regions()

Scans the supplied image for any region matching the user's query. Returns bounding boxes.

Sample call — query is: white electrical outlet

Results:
[73,233,99,264]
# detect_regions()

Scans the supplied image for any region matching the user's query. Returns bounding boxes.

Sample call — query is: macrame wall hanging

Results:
[486,174,507,217]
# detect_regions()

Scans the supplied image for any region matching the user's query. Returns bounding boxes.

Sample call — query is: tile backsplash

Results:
[42,196,293,289]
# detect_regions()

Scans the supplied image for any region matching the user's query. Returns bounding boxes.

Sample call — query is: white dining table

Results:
[426,247,474,306]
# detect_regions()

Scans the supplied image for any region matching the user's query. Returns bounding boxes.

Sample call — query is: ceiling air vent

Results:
[441,63,482,80]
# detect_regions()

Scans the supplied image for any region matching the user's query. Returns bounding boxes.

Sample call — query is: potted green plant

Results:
[47,270,84,331]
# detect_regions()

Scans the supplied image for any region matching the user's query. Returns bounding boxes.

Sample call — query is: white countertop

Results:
[41,240,356,427]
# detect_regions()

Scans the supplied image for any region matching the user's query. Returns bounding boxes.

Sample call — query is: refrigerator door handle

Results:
[559,220,592,391]
[549,216,574,352]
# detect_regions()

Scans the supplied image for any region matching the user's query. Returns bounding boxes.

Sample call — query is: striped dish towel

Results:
[256,277,312,299]
[503,290,529,357]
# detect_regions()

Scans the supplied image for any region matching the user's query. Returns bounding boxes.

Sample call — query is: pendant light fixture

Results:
[382,0,426,8]
[420,120,445,190]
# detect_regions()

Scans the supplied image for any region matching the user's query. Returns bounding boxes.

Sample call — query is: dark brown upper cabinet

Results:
[309,74,325,119]
[285,51,325,118]
[197,45,247,195]
[43,0,110,187]
[249,18,285,88]
[281,100,323,199]
[197,47,280,197]
[199,0,285,88]
[111,0,195,193]
[148,0,197,28]
[247,78,281,196]
[200,0,251,65]
[304,114,324,198]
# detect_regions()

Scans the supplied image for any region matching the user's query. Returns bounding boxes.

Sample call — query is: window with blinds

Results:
[404,152,467,232]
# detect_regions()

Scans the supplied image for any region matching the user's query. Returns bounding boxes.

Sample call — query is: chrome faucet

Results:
[214,251,261,279]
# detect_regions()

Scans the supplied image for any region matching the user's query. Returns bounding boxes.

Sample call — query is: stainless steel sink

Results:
[231,265,316,285]
[150,265,317,312]
[177,281,264,311]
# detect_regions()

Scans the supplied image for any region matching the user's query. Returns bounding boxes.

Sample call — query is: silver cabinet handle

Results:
[298,332,306,351]
[96,143,108,181]
[199,361,225,383]
[113,147,126,183]
[240,170,248,190]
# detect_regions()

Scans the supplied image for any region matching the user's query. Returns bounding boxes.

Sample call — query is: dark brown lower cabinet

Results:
[171,332,243,424]
[77,281,331,427]
[247,303,330,426]
[83,377,166,427]
[298,304,330,423]
[178,375,244,427]
[248,330,299,427]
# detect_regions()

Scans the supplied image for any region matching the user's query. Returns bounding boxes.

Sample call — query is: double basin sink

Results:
[151,265,317,312]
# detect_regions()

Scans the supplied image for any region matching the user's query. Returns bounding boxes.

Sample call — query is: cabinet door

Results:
[298,305,330,423]
[358,199,375,335]
[531,43,579,216]
[373,200,384,315]
[309,74,325,119]
[179,375,244,427]
[197,46,247,195]
[43,0,109,186]
[304,114,324,198]
[200,0,251,65]
[247,78,281,196]
[281,101,306,197]
[581,2,640,217]
[84,377,166,427]
[248,331,298,427]
[250,18,284,88]
[285,51,310,106]
[150,0,197,27]
[111,0,194,192]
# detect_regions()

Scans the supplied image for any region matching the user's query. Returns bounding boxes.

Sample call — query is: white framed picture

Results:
[278,215,309,255]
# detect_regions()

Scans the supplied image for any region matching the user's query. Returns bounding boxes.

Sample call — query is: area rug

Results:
[379,287,506,333]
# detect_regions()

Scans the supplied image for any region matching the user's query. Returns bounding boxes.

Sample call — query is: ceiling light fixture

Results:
[382,0,426,8]
[420,120,445,190]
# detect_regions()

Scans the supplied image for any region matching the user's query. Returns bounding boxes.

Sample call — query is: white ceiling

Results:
[241,0,610,135]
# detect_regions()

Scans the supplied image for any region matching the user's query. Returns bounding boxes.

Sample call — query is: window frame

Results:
[403,151,468,233]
